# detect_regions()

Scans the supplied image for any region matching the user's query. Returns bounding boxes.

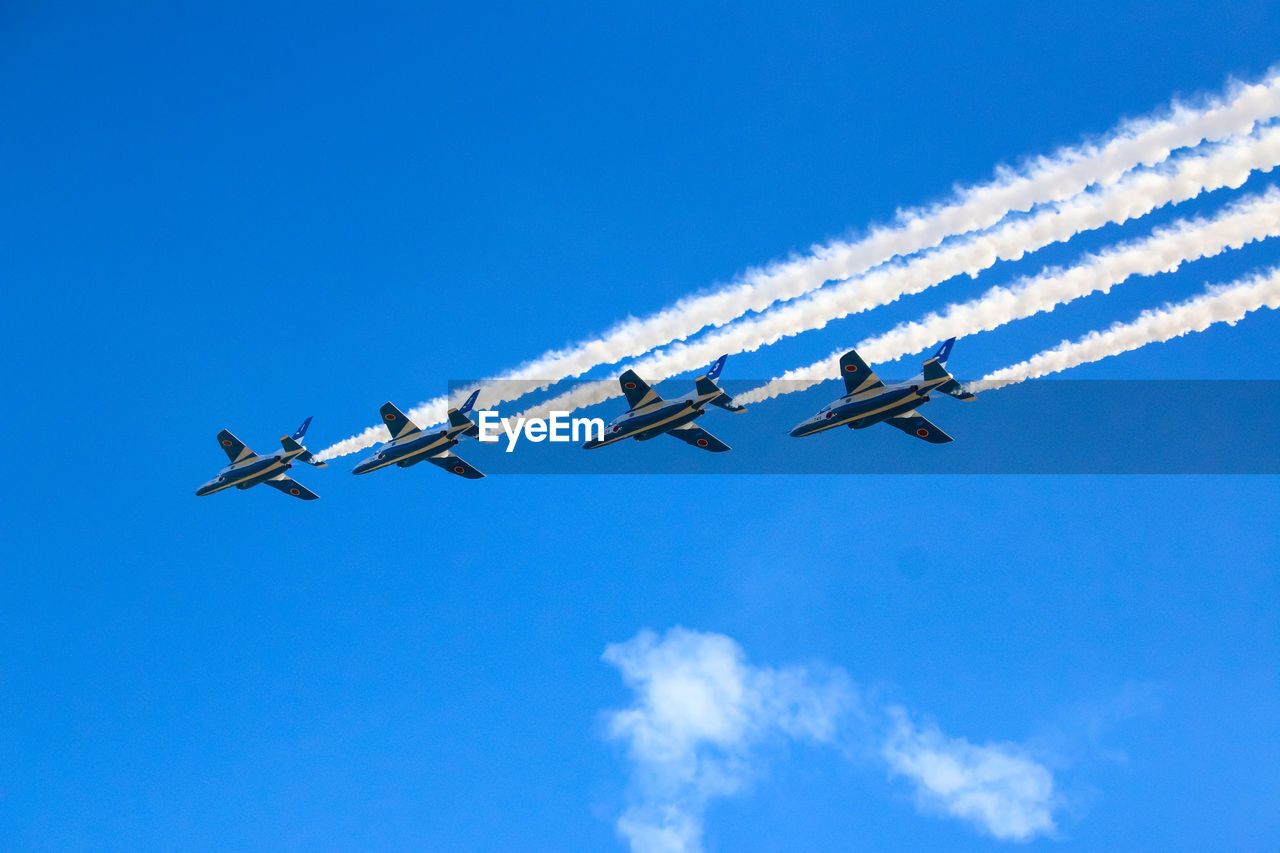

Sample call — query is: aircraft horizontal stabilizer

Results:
[921,358,976,400]
[695,375,747,413]
[281,434,327,467]
[447,407,480,439]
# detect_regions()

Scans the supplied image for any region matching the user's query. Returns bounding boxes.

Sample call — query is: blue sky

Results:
[2,2,1279,850]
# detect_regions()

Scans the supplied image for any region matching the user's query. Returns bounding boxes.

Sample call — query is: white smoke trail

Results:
[737,186,1280,404]
[978,266,1280,389]
[518,127,1280,420]
[319,71,1280,459]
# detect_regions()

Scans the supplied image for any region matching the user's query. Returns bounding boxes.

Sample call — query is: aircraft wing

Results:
[379,402,422,440]
[619,369,663,410]
[839,349,885,395]
[216,429,255,463]
[884,410,953,444]
[262,474,320,500]
[425,452,485,479]
[666,424,730,452]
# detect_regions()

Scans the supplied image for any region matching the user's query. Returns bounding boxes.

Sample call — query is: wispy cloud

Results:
[881,708,1057,842]
[602,628,851,853]
[602,628,1059,852]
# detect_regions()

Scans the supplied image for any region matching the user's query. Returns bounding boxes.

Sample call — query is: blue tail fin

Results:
[931,338,956,364]
[291,416,313,441]
[459,389,480,415]
[706,354,728,381]
[696,356,747,412]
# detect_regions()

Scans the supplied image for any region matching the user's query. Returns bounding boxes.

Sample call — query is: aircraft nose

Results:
[195,482,215,496]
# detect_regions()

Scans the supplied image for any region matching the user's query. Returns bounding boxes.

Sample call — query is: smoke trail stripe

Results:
[518,126,1280,420]
[738,186,1280,404]
[978,266,1280,388]
[319,72,1280,459]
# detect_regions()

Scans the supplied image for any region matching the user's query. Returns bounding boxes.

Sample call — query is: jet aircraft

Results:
[789,338,975,442]
[196,417,327,500]
[583,355,746,451]
[352,390,485,479]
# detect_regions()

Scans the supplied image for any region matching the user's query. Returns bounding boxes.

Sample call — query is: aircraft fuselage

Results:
[196,450,300,496]
[352,429,457,474]
[790,376,944,437]
[585,390,719,449]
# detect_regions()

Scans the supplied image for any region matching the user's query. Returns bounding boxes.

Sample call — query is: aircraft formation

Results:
[197,339,975,500]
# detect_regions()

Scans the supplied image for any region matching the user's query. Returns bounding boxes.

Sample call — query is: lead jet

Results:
[583,355,747,452]
[196,417,327,500]
[789,338,975,443]
[351,390,485,479]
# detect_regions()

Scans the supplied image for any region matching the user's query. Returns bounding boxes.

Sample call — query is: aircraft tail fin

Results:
[447,390,481,438]
[922,345,976,401]
[694,355,747,412]
[695,375,747,412]
[705,354,727,381]
[281,431,328,467]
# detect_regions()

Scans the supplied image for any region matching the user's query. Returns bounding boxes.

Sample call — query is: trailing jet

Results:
[789,338,975,443]
[351,390,485,479]
[583,355,747,452]
[196,417,327,500]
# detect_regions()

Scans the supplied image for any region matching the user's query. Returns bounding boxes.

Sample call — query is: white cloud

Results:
[881,708,1058,842]
[602,628,852,853]
[602,628,1062,851]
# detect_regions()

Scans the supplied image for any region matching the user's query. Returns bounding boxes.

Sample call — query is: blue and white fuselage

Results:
[196,417,326,500]
[584,355,746,452]
[352,429,458,474]
[789,338,976,443]
[589,393,711,447]
[351,390,486,479]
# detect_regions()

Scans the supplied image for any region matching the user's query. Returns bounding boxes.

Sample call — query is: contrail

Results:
[737,186,1280,404]
[978,266,1280,389]
[319,72,1280,459]
[517,126,1280,420]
